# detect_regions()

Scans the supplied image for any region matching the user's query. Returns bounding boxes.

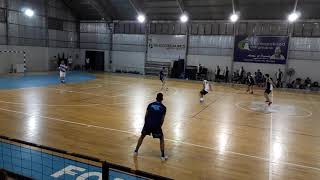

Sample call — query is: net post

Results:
[102,161,109,180]
[23,51,26,76]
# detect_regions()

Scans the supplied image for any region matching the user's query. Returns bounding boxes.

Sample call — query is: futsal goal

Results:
[0,50,26,74]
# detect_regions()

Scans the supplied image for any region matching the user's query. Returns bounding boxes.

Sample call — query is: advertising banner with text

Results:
[147,35,187,62]
[234,36,289,64]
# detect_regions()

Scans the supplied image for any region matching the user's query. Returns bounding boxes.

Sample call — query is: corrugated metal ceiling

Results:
[62,0,320,21]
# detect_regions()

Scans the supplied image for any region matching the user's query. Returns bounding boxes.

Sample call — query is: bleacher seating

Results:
[145,61,171,76]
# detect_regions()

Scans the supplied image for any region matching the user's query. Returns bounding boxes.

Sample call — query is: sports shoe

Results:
[161,155,168,161]
[268,102,272,106]
[200,98,204,102]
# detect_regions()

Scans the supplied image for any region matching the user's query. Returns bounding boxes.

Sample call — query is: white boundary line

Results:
[0,100,101,107]
[235,102,313,118]
[0,106,320,172]
[269,107,273,180]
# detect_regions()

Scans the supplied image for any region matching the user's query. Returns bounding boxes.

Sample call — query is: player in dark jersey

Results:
[134,93,168,161]
[246,73,255,94]
[160,67,168,91]
[264,74,275,106]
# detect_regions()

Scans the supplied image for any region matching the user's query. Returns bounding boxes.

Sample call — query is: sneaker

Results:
[268,102,272,106]
[200,98,204,102]
[161,155,168,161]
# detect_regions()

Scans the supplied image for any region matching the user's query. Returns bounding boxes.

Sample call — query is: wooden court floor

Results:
[0,73,320,180]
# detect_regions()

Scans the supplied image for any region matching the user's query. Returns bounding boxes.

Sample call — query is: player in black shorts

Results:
[246,73,255,94]
[134,93,168,161]
[264,74,275,106]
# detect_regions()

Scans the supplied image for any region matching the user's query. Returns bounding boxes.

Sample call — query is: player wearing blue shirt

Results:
[134,93,168,161]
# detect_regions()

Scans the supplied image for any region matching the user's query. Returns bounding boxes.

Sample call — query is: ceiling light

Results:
[288,12,300,22]
[137,14,146,23]
[24,8,34,17]
[230,13,239,23]
[180,14,188,23]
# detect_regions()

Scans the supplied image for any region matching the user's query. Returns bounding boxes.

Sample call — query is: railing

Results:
[0,135,172,180]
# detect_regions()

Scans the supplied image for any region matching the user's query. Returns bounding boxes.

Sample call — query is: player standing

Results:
[160,67,168,91]
[59,61,68,83]
[246,73,255,94]
[134,93,168,161]
[264,74,275,106]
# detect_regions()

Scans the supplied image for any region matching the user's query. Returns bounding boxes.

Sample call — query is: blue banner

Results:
[234,36,289,64]
[0,141,148,180]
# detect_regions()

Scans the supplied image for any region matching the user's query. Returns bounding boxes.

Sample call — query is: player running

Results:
[200,80,212,102]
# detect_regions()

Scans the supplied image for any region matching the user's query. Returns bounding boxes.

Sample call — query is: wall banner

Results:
[234,35,289,64]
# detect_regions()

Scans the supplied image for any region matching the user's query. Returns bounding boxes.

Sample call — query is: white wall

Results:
[0,45,49,73]
[288,59,320,82]
[0,45,84,74]
[147,34,186,62]
[112,51,145,74]
[48,47,80,71]
[188,55,232,70]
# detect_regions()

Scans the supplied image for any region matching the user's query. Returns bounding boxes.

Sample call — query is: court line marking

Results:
[46,87,155,99]
[191,94,224,118]
[0,100,101,107]
[1,107,320,172]
[0,97,154,107]
[69,84,104,90]
[269,106,273,180]
[235,102,313,118]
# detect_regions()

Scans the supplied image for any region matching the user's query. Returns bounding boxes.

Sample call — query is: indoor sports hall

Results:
[0,0,320,180]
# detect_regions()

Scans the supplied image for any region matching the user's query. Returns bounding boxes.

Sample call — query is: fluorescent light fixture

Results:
[24,8,34,17]
[180,14,188,23]
[137,14,146,23]
[230,13,239,22]
[288,11,300,22]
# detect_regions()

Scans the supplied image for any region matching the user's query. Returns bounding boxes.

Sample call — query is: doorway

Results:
[85,51,105,71]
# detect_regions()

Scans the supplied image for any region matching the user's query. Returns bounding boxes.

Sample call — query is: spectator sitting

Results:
[312,82,319,87]
[304,77,312,88]
[295,78,303,89]
[232,71,240,83]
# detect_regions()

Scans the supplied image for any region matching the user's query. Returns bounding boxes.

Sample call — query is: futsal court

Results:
[0,73,319,179]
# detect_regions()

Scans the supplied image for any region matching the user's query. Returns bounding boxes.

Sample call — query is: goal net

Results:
[0,50,26,75]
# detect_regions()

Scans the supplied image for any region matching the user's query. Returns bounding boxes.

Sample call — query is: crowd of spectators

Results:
[211,65,319,91]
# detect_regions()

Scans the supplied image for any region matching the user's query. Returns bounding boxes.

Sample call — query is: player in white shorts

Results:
[59,61,68,83]
[200,80,212,102]
[160,67,168,91]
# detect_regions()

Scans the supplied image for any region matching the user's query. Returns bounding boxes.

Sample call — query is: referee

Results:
[134,93,168,161]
